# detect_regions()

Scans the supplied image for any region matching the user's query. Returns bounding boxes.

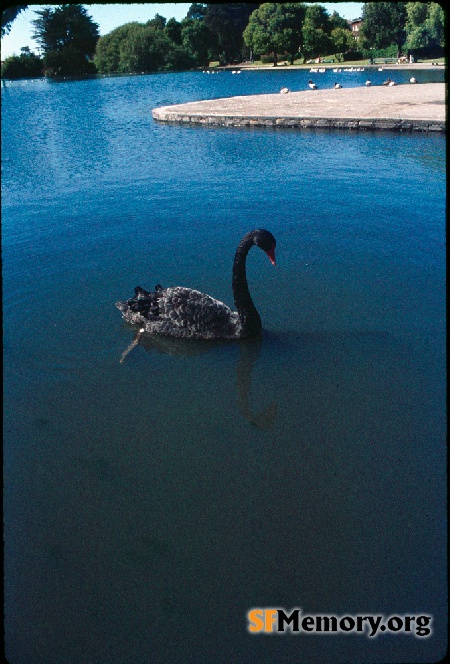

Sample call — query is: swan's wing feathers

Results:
[117,285,238,338]
[161,287,235,331]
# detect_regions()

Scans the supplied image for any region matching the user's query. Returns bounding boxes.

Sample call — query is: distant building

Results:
[348,17,362,39]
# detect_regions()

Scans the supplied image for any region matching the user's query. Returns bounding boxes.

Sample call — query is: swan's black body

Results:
[116,229,276,340]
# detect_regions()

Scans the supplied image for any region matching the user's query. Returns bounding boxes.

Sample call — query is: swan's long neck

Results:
[232,235,262,337]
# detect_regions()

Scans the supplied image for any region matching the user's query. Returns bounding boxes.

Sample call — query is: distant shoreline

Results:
[219,62,446,72]
[1,61,444,82]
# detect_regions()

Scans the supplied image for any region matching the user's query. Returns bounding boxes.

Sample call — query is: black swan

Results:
[116,229,276,340]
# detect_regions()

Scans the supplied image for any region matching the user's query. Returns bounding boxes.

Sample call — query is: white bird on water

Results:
[280,87,290,94]
[410,77,417,83]
[334,82,342,89]
[365,80,371,86]
[308,79,317,90]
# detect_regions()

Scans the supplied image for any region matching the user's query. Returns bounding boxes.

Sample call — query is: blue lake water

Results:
[2,69,446,663]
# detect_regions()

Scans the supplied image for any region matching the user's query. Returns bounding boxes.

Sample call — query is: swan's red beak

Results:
[266,247,276,266]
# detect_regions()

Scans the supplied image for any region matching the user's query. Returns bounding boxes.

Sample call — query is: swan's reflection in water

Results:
[235,337,278,429]
[119,327,278,429]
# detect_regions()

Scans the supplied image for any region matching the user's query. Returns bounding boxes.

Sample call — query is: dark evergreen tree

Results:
[187,4,207,21]
[32,4,99,57]
[31,4,99,77]
[1,5,27,37]
[205,3,260,64]
[165,18,183,46]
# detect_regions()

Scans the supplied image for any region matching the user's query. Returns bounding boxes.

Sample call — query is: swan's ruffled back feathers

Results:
[116,286,240,339]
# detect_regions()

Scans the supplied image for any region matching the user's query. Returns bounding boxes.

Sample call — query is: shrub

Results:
[342,50,364,61]
[361,45,398,60]
[260,52,290,64]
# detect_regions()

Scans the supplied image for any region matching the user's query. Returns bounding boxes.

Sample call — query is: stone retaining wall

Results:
[152,83,445,133]
[152,110,445,133]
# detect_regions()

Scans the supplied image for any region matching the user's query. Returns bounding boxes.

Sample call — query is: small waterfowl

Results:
[334,82,342,89]
[409,77,417,84]
[365,80,371,86]
[280,87,290,94]
[308,79,317,90]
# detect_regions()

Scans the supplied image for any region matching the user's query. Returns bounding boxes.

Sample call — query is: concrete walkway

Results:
[152,83,445,132]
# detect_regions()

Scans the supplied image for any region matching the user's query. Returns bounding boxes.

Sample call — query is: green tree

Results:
[282,3,307,63]
[181,17,214,67]
[329,10,351,31]
[146,14,166,30]
[330,27,354,55]
[302,4,333,61]
[405,1,429,30]
[1,5,27,36]
[94,23,140,73]
[360,2,407,57]
[116,24,173,72]
[405,2,445,51]
[425,2,445,47]
[243,3,306,66]
[1,46,43,79]
[94,19,197,74]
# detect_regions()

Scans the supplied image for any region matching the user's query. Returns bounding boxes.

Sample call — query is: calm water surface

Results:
[2,70,446,664]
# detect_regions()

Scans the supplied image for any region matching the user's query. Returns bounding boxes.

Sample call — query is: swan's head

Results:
[253,229,277,266]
